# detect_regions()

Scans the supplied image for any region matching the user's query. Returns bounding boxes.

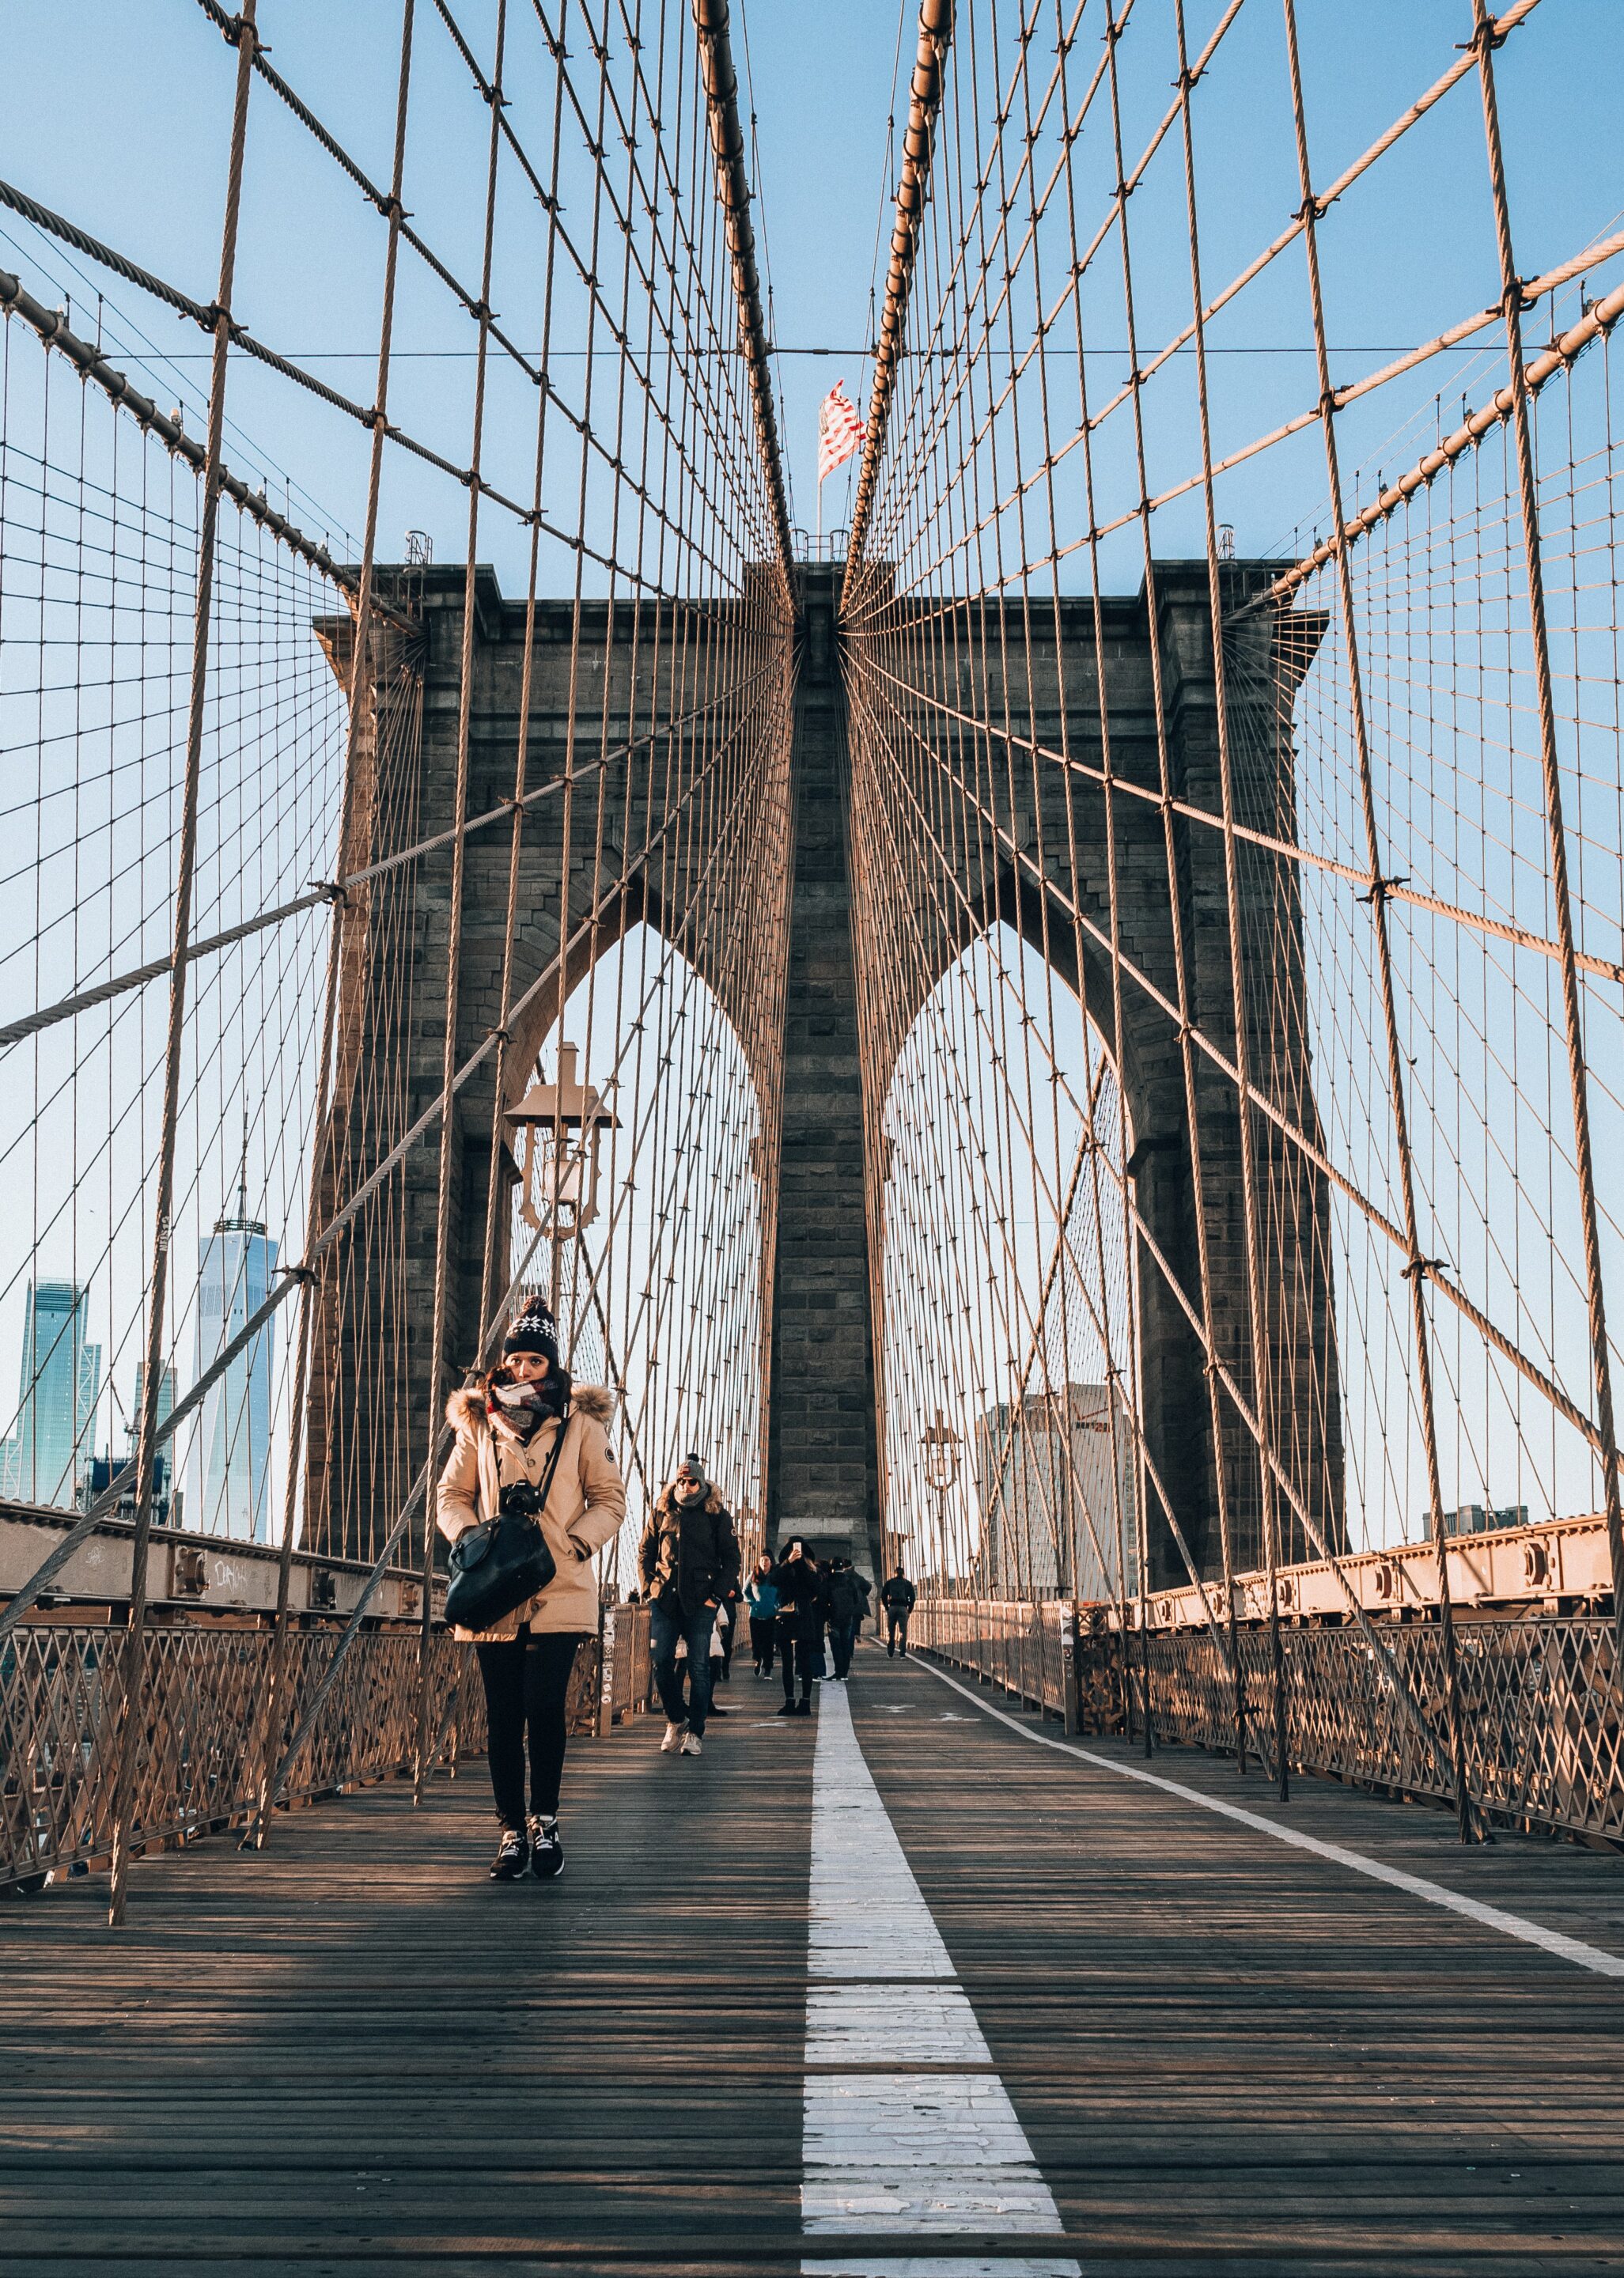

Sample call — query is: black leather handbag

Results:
[444,1407,570,1634]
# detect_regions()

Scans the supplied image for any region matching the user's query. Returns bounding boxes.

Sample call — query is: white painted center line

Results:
[801,1682,1081,2278]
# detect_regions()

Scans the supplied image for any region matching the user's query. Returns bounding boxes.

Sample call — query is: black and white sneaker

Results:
[490,1827,528,1881]
[527,1814,564,1881]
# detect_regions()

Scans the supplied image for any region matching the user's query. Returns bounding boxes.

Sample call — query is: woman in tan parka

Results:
[436,1299,624,1881]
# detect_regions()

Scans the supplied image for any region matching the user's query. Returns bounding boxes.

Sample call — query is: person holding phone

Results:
[770,1539,826,1717]
[744,1553,779,1676]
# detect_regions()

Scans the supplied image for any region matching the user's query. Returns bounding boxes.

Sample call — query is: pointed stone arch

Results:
[846,570,1344,1584]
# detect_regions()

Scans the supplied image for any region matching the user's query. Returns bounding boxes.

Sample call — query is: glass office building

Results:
[191,1186,278,1542]
[2,1280,101,1508]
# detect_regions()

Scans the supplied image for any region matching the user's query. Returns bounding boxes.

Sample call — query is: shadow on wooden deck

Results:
[2,1644,1622,2273]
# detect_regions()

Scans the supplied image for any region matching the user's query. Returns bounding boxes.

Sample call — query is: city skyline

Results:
[2,1164,280,1530]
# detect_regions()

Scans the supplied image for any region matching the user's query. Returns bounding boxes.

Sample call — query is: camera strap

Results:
[488,1398,572,1525]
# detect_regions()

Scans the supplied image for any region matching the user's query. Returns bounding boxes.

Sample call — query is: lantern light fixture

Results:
[920,1408,962,1494]
[506,1043,619,1239]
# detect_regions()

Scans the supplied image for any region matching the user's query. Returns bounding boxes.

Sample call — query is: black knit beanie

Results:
[503,1300,560,1365]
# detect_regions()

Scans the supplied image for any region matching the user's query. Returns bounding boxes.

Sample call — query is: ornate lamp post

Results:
[506,1043,619,1242]
[918,1408,961,1589]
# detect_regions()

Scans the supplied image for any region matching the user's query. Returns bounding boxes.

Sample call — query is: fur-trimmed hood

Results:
[435,1379,626,1643]
[652,1479,727,1519]
[445,1379,615,1432]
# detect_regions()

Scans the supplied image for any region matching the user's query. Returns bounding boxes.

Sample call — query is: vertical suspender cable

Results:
[1100,0,1246,1769]
[246,0,419,1852]
[413,0,509,1803]
[691,0,795,592]
[842,0,953,604]
[1469,0,1624,1671]
[1281,0,1478,1841]
[108,0,260,1928]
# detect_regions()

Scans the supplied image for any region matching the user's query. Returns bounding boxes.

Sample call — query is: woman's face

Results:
[505,1351,551,1384]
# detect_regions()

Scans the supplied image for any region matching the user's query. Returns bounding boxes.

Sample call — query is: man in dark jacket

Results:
[825,1557,872,1681]
[880,1568,917,1656]
[638,1453,740,1757]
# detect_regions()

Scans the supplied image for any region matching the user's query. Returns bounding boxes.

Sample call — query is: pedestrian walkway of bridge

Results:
[6,12,1624,2266]
[7,1645,1623,2276]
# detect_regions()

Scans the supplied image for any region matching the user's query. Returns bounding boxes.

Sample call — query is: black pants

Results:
[886,1610,910,1655]
[829,1619,857,1678]
[779,1629,814,1702]
[748,1616,776,1674]
[475,1629,581,1829]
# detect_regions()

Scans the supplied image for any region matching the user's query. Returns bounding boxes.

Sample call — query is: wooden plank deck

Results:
[2,1640,1622,2273]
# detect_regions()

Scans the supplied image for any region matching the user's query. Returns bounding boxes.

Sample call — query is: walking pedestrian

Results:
[675,1607,731,1720]
[880,1566,917,1656]
[771,1539,825,1716]
[706,1600,730,1714]
[717,1583,740,1682]
[744,1553,778,1676]
[825,1556,872,1681]
[436,1300,625,1883]
[638,1453,740,1758]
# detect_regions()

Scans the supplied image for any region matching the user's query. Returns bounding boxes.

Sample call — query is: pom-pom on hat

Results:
[503,1299,560,1364]
[675,1451,707,1486]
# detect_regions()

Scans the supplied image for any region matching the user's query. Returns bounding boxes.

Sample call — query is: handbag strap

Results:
[534,1399,573,1516]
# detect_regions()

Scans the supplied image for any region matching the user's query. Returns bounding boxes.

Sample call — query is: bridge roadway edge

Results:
[4,1644,1623,2271]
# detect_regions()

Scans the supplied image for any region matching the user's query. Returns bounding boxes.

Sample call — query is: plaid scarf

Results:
[489,1374,557,1444]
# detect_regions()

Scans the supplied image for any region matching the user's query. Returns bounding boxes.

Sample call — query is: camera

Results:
[498,1478,544,1521]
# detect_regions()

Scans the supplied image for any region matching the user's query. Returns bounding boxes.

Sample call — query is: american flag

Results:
[818,381,865,484]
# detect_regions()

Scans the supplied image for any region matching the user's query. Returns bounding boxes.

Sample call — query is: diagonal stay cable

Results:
[865,650,1618,1476]
[265,698,789,1803]
[0,654,782,1054]
[0,178,743,596]
[0,266,370,600]
[0,687,754,1646]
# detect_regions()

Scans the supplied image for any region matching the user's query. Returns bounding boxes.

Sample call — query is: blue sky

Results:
[2,2,1616,586]
[1,2,1621,1550]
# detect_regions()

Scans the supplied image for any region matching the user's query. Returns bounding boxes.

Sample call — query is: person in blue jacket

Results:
[744,1553,779,1677]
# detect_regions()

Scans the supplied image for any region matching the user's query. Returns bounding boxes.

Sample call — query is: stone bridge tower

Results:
[306,559,1341,1590]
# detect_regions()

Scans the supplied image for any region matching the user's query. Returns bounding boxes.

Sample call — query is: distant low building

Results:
[1443,1503,1530,1536]
[975,1381,1138,1601]
[81,1359,179,1523]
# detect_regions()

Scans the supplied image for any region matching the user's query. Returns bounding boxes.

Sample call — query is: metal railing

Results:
[912,1598,1624,1847]
[911,1597,1077,1722]
[2,1600,660,1894]
[1,1621,483,1893]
